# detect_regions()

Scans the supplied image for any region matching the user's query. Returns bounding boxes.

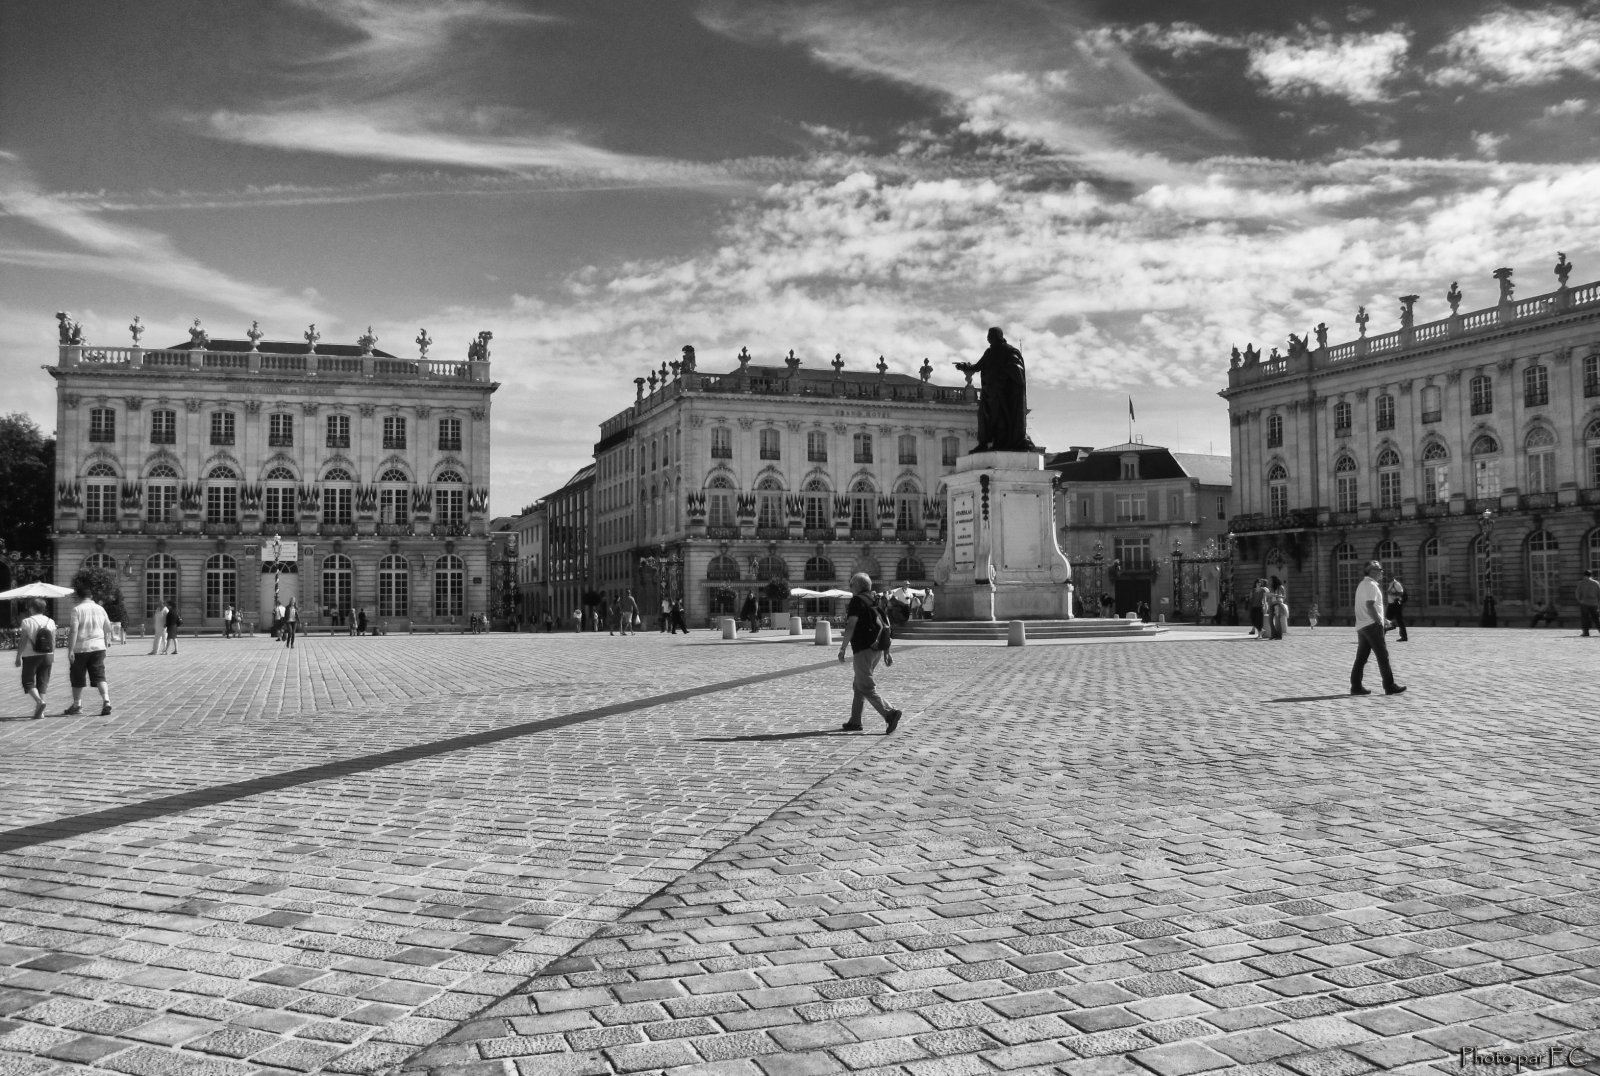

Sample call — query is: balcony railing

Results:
[268,434,293,447]
[326,436,351,449]
[438,439,462,452]
[1520,492,1558,510]
[55,344,493,383]
[1421,410,1442,424]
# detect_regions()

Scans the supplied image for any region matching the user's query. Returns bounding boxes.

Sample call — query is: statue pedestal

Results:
[933,452,1072,621]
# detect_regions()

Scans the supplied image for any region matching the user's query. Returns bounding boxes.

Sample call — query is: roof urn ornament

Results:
[1447,281,1462,315]
[357,326,378,354]
[919,357,933,381]
[246,320,263,350]
[647,370,658,391]
[1355,305,1369,337]
[1493,267,1514,303]
[304,324,321,353]
[876,355,889,378]
[187,318,209,349]
[831,353,844,377]
[1556,251,1572,288]
[128,315,145,347]
[416,328,431,358]
[467,330,492,362]
[737,346,751,374]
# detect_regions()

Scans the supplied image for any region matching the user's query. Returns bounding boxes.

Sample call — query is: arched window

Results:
[1374,539,1401,573]
[82,552,117,573]
[378,468,410,526]
[802,477,831,532]
[204,554,237,619]
[753,554,788,580]
[707,554,740,582]
[84,463,119,523]
[755,476,784,530]
[706,474,735,530]
[434,554,464,618]
[1376,447,1401,509]
[206,465,238,524]
[1267,462,1288,517]
[323,467,354,482]
[803,556,834,582]
[144,553,178,616]
[1422,537,1450,607]
[1333,401,1352,433]
[1266,414,1283,448]
[1334,455,1358,512]
[1422,441,1450,504]
[894,478,922,532]
[895,556,927,582]
[1470,374,1493,415]
[1525,426,1557,494]
[322,553,353,618]
[1472,534,1499,605]
[146,461,180,522]
[435,469,465,483]
[1527,531,1559,610]
[1471,435,1501,500]
[850,477,877,532]
[323,468,354,525]
[263,465,297,525]
[435,470,465,526]
[378,554,409,618]
[1333,543,1361,604]
[147,463,178,478]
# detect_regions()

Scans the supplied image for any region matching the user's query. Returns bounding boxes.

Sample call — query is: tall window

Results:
[1470,375,1493,416]
[1471,435,1501,500]
[1266,414,1283,448]
[322,467,354,525]
[205,465,238,524]
[264,466,296,525]
[1113,537,1151,568]
[84,463,118,522]
[89,407,115,442]
[435,469,465,526]
[711,427,732,459]
[942,436,960,466]
[378,467,409,525]
[268,413,293,447]
[150,409,176,444]
[1527,530,1559,609]
[1524,364,1549,407]
[1334,455,1358,512]
[1421,384,1442,423]
[850,478,876,531]
[434,554,464,617]
[1376,448,1402,509]
[144,553,178,617]
[755,476,784,529]
[204,554,237,619]
[438,417,462,451]
[1422,537,1450,607]
[210,411,235,446]
[895,480,921,532]
[1525,427,1557,494]
[326,413,350,448]
[322,553,353,616]
[1375,539,1401,574]
[895,556,926,581]
[1422,442,1450,504]
[1216,496,1226,521]
[853,432,874,463]
[803,477,830,531]
[1589,529,1600,575]
[378,554,409,617]
[898,434,918,465]
[1375,394,1395,432]
[146,464,178,523]
[707,475,735,529]
[1333,544,1361,603]
[1333,401,1352,434]
[759,428,781,460]
[1115,493,1147,521]
[1588,420,1600,488]
[1587,354,1600,398]
[1267,463,1288,516]
[807,431,828,462]
[383,416,407,450]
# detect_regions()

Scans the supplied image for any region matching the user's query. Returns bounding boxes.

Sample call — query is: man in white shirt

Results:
[1352,560,1406,697]
[66,579,114,716]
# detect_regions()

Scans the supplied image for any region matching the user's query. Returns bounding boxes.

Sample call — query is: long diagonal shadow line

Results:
[0,659,841,856]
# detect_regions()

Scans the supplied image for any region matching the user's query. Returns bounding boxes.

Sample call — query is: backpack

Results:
[31,620,53,654]
[868,597,893,652]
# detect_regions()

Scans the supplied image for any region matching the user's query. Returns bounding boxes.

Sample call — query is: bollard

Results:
[789,614,802,636]
[721,617,737,640]
[1007,620,1026,647]
[814,620,832,646]
[1158,613,1166,623]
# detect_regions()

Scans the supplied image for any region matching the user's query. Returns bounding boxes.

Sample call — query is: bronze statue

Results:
[954,327,1035,453]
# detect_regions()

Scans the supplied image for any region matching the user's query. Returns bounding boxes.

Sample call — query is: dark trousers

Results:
[1581,606,1600,636]
[1351,623,1397,691]
[1385,601,1408,641]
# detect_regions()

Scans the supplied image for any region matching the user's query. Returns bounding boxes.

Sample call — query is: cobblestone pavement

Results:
[2,629,1599,1076]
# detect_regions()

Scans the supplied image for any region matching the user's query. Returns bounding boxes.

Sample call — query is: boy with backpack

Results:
[15,597,55,720]
[837,572,903,734]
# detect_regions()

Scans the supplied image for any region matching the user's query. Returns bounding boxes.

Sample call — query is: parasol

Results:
[0,582,73,601]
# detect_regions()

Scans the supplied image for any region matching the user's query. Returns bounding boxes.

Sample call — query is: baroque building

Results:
[545,464,594,628]
[1222,255,1600,624]
[49,318,499,631]
[592,346,979,626]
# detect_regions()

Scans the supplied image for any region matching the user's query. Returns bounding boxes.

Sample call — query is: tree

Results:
[0,413,55,556]
[71,566,127,625]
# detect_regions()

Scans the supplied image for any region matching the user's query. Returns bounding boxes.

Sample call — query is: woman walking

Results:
[284,599,299,648]
[1267,575,1290,639]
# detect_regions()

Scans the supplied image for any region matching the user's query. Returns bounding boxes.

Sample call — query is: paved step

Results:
[895,617,1164,640]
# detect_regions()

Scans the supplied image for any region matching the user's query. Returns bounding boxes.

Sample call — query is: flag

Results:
[1128,397,1135,421]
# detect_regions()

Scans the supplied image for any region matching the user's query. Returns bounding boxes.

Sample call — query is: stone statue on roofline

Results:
[954,326,1037,453]
[681,345,696,373]
[55,311,85,345]
[1287,332,1308,359]
[467,330,493,362]
[1556,252,1572,288]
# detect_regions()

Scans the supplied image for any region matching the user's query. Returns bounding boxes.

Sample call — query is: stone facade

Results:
[545,464,594,629]
[590,348,979,626]
[1221,259,1600,625]
[49,328,498,632]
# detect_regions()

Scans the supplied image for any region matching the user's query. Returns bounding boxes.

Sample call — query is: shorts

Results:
[20,655,52,694]
[69,650,107,689]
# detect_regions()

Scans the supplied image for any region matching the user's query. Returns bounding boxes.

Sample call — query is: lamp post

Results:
[639,546,683,618]
[271,533,282,609]
[1171,538,1183,622]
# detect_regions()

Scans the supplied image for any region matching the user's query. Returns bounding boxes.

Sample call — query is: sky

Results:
[4,0,1600,515]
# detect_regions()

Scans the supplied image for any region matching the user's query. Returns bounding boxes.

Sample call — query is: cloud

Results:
[1245,29,1411,103]
[1430,5,1600,88]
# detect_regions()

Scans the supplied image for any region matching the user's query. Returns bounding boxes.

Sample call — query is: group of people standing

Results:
[1247,576,1291,639]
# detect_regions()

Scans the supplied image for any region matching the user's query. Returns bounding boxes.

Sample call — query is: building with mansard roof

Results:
[48,318,498,632]
[1221,255,1600,625]
[591,346,979,627]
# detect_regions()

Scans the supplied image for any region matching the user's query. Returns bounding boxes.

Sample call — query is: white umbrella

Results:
[790,587,852,599]
[0,582,73,600]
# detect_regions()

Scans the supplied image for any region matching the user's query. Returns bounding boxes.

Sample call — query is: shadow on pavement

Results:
[1268,693,1358,702]
[694,729,852,742]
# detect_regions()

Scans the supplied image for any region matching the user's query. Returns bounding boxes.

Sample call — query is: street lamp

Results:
[1171,538,1183,622]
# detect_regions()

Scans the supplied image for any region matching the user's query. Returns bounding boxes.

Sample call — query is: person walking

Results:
[162,601,181,655]
[1578,570,1600,636]
[283,599,298,648]
[741,591,759,634]
[659,597,670,633]
[16,597,56,720]
[1351,560,1406,697]
[670,597,688,634]
[616,590,639,636]
[1248,579,1267,637]
[272,600,286,640]
[1385,573,1409,641]
[1267,575,1289,639]
[357,607,368,636]
[838,573,902,734]
[149,600,169,655]
[64,577,114,717]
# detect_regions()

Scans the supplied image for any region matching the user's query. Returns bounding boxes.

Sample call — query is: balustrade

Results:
[56,345,486,383]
